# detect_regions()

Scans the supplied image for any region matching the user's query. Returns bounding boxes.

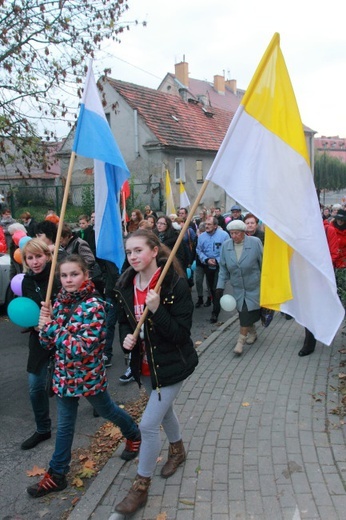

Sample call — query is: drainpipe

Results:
[134,109,139,157]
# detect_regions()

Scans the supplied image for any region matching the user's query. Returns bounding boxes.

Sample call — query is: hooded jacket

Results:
[39,280,108,397]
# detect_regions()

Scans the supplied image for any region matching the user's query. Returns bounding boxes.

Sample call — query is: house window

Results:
[196,160,203,183]
[175,158,185,182]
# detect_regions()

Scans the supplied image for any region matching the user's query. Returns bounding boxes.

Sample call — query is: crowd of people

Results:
[1,198,346,513]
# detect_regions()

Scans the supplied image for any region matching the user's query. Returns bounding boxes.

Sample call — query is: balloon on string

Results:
[7,297,40,327]
[12,231,27,246]
[19,236,31,250]
[220,294,237,312]
[13,248,22,264]
[190,260,196,271]
[10,273,25,296]
[186,267,192,279]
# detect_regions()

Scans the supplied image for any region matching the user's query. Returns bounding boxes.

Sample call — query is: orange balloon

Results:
[13,247,22,264]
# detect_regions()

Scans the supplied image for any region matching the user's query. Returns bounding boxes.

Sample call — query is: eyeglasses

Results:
[157,221,167,226]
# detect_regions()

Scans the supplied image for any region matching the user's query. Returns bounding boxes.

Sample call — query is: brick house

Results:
[314,136,346,163]
[59,61,316,212]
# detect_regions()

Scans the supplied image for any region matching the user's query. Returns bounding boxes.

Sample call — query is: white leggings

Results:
[138,376,183,477]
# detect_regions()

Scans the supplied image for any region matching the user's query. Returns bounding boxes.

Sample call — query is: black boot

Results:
[195,297,203,308]
[298,328,316,357]
[203,297,212,307]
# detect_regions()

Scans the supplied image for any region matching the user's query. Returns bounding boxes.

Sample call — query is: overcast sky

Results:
[93,0,346,138]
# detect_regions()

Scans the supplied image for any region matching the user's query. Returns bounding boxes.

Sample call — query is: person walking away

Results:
[114,230,198,515]
[27,254,141,498]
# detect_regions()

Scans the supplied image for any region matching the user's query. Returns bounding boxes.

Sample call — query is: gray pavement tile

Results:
[259,473,278,497]
[295,493,320,518]
[67,317,346,520]
[330,494,346,516]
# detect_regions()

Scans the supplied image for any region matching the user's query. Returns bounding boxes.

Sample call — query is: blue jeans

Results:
[49,390,139,475]
[28,361,51,434]
[104,296,117,359]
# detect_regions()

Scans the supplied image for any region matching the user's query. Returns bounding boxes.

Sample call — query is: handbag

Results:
[260,307,275,327]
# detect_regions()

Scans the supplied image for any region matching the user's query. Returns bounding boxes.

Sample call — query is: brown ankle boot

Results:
[160,439,186,479]
[115,474,151,515]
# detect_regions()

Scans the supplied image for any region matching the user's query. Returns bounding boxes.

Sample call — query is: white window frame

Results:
[196,159,203,183]
[174,158,186,183]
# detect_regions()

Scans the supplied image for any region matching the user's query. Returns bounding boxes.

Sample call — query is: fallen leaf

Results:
[71,497,80,505]
[195,465,201,475]
[156,513,167,520]
[338,348,346,354]
[179,499,195,506]
[84,459,95,469]
[77,467,95,479]
[329,407,342,415]
[242,402,250,407]
[195,341,202,347]
[26,465,46,477]
[338,373,346,380]
[156,456,163,463]
[71,476,84,488]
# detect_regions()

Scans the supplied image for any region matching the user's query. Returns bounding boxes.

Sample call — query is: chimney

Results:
[225,79,237,94]
[175,61,189,87]
[214,75,225,95]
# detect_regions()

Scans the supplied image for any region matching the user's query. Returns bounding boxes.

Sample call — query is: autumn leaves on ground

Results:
[26,389,149,518]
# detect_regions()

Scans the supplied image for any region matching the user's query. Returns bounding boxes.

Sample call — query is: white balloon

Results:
[220,294,236,312]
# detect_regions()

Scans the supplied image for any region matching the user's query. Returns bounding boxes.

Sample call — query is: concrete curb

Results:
[67,315,238,520]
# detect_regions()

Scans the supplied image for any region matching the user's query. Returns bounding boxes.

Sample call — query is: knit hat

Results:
[226,220,247,232]
[335,209,346,221]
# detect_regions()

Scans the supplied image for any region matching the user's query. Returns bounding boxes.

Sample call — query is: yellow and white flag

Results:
[206,33,344,345]
[165,170,176,215]
[179,179,191,208]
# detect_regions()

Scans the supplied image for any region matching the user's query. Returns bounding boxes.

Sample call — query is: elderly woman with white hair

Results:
[216,219,263,355]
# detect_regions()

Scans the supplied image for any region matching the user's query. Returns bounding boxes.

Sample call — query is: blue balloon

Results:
[19,236,32,250]
[190,260,196,271]
[7,297,40,328]
[186,267,192,279]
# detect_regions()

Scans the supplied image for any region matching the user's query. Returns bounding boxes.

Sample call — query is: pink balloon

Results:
[10,273,25,296]
[12,231,26,246]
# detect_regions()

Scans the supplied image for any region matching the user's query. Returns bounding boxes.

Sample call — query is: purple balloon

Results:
[10,273,25,296]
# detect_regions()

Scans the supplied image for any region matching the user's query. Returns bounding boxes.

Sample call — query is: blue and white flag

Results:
[72,63,130,270]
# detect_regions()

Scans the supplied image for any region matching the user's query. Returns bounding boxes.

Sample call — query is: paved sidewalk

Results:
[68,314,346,520]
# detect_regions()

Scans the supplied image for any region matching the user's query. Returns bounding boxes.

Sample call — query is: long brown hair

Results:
[125,229,185,277]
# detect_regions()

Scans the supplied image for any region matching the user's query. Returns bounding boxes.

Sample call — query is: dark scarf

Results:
[57,278,96,305]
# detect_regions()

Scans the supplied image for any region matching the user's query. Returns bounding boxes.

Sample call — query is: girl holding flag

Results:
[114,229,198,515]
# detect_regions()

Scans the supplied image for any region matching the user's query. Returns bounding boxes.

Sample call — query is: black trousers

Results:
[203,265,221,317]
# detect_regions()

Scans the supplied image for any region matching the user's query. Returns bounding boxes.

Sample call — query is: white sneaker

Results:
[119,366,135,383]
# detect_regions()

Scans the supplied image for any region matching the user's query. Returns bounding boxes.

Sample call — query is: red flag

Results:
[121,180,130,222]
[121,180,130,200]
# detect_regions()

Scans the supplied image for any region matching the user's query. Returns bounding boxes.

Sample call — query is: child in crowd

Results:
[27,254,141,498]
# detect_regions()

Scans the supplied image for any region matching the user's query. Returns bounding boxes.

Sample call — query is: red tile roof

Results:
[105,78,235,152]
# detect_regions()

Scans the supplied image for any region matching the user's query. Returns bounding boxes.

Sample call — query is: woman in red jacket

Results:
[325,209,346,307]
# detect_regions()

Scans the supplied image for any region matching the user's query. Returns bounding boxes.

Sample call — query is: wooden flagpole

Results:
[132,178,210,339]
[45,151,77,305]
